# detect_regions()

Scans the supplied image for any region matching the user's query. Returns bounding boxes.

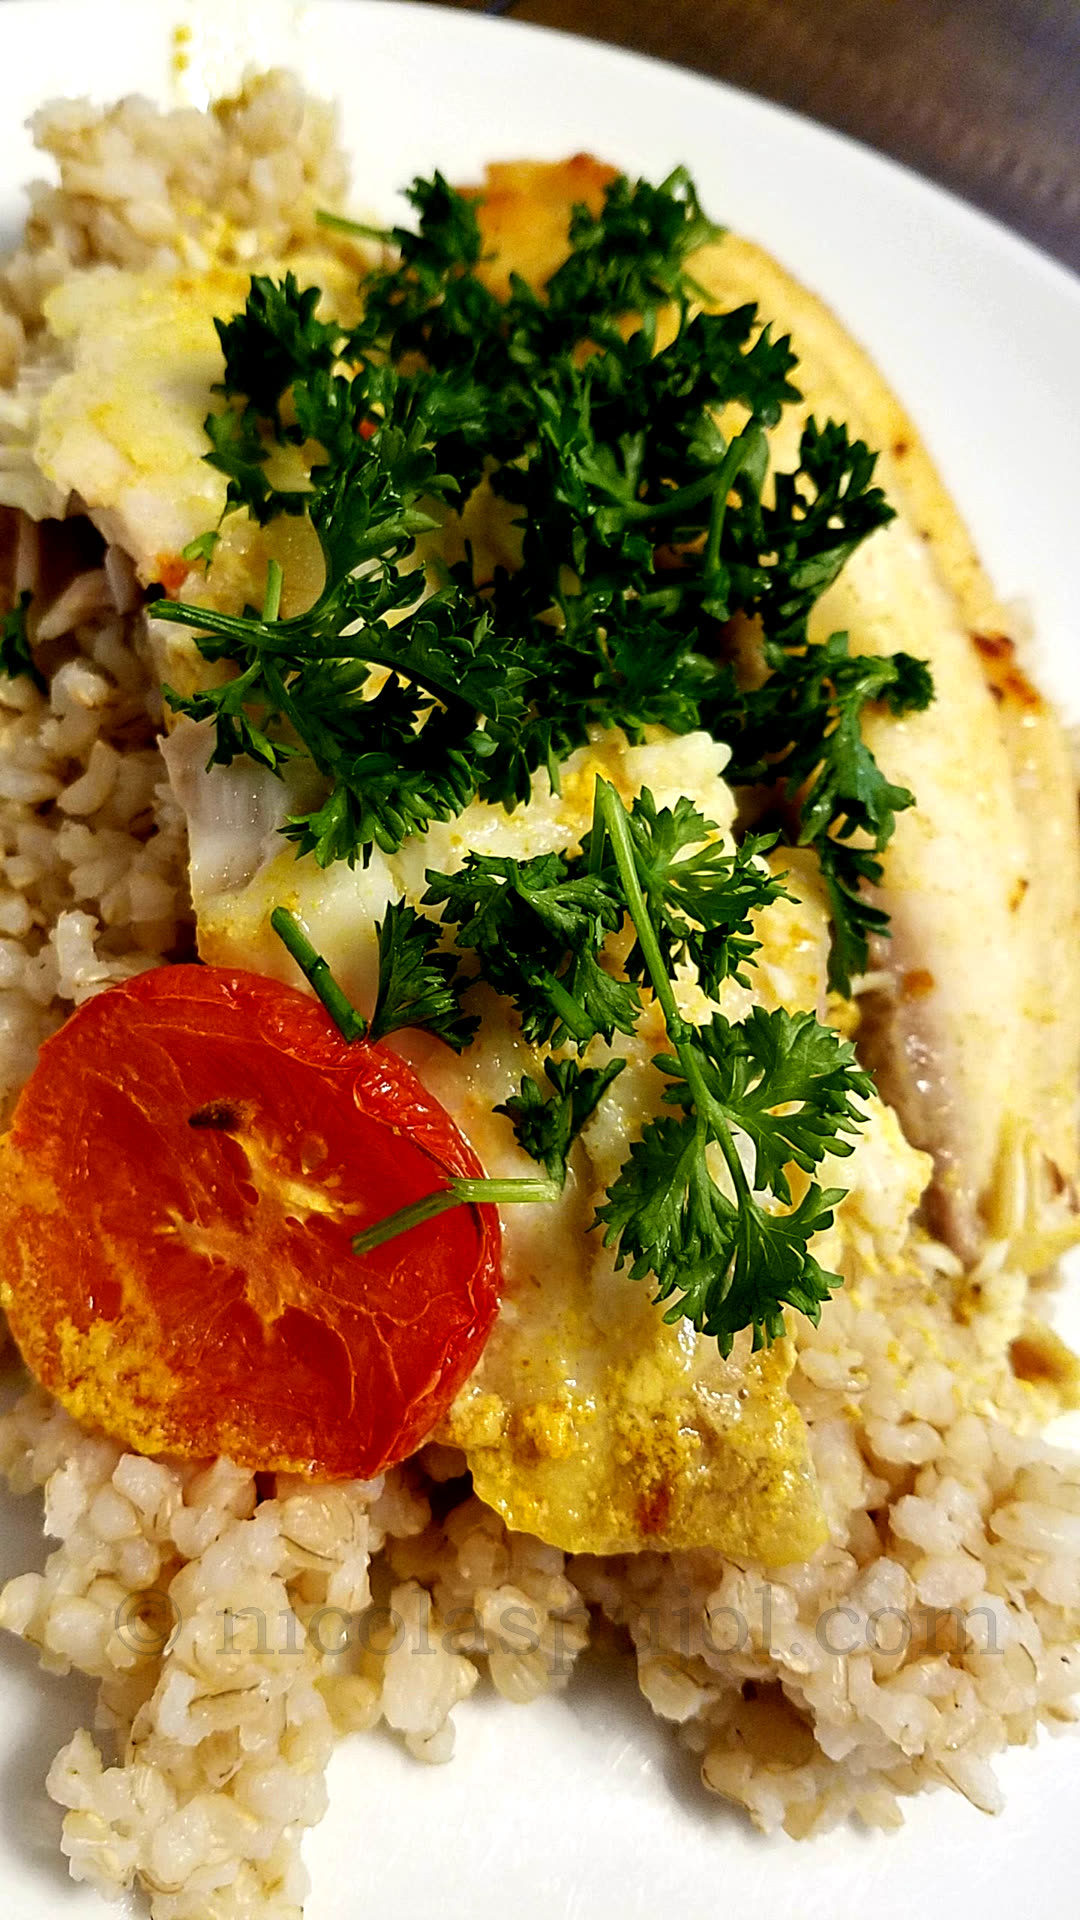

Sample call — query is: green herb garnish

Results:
[726,630,934,992]
[168,162,934,1356]
[151,167,924,958]
[271,901,475,1052]
[495,1058,627,1188]
[0,591,44,693]
[344,782,870,1352]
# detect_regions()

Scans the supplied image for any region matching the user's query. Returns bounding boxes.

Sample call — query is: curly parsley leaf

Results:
[496,1056,626,1185]
[815,840,891,1002]
[424,850,638,1048]
[157,348,530,865]
[660,1004,872,1201]
[201,404,290,524]
[748,419,897,651]
[611,796,787,997]
[215,271,341,419]
[726,629,934,991]
[596,1111,848,1351]
[368,901,478,1051]
[542,166,722,328]
[590,781,868,1355]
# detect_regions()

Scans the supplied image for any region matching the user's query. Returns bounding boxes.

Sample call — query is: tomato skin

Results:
[0,966,500,1478]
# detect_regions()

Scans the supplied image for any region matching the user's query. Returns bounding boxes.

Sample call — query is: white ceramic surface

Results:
[0,5,1077,1916]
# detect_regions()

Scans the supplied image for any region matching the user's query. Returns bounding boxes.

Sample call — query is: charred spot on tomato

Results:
[188,1099,246,1131]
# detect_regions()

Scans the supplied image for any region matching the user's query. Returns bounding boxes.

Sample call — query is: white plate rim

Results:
[0,5,1077,1918]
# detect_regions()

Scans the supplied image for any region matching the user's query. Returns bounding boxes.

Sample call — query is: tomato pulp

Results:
[0,966,500,1477]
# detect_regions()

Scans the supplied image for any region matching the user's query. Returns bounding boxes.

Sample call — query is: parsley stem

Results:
[352,1176,561,1255]
[541,970,603,1045]
[315,208,392,242]
[618,466,729,525]
[633,586,684,615]
[710,1113,754,1205]
[156,593,491,718]
[152,598,292,646]
[270,907,368,1043]
[595,778,748,1196]
[614,425,754,541]
[702,430,754,582]
[261,655,320,763]
[595,780,683,1039]
[262,558,283,624]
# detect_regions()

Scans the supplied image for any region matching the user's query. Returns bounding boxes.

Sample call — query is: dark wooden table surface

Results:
[428,0,1080,275]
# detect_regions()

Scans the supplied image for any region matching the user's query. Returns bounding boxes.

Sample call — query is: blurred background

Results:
[432,0,1080,273]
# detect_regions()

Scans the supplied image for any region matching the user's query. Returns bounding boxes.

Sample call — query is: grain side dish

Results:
[0,69,1078,1918]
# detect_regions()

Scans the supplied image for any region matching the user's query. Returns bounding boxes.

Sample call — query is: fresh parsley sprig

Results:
[154,291,528,863]
[540,167,723,328]
[345,783,870,1351]
[271,901,476,1051]
[495,1058,627,1187]
[738,419,897,651]
[369,901,478,1051]
[598,795,784,999]
[723,629,934,991]
[423,851,639,1050]
[588,782,870,1351]
[153,166,916,938]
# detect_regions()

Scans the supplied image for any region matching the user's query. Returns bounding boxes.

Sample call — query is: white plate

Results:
[0,4,1078,1916]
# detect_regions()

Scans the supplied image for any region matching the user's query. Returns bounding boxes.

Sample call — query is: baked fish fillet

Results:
[470,158,1080,1265]
[686,224,1080,1262]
